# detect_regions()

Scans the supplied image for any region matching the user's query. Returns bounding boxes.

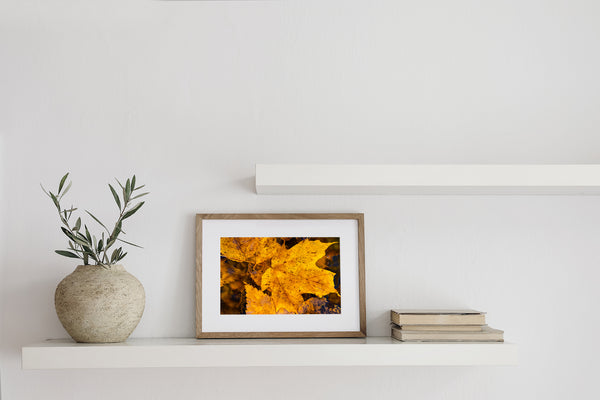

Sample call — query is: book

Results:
[390,309,486,326]
[396,324,485,332]
[391,325,503,342]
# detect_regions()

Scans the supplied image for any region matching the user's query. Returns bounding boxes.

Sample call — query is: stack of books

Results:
[390,309,504,342]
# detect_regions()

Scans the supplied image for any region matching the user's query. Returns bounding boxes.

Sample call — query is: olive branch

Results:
[41,173,148,267]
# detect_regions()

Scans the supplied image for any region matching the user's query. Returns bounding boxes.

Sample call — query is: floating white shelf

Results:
[21,337,517,369]
[255,164,600,195]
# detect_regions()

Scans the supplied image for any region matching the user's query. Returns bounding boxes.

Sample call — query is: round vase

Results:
[55,264,145,343]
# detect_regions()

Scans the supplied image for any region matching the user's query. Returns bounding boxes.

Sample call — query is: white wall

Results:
[2,0,600,398]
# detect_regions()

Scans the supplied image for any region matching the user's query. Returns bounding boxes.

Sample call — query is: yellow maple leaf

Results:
[261,239,338,313]
[271,239,333,272]
[244,284,276,314]
[220,237,281,265]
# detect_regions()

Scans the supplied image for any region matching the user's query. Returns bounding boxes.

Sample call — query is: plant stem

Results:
[55,199,88,265]
[101,192,131,263]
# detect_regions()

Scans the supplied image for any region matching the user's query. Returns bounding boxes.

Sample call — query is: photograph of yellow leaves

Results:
[196,214,366,338]
[220,237,341,315]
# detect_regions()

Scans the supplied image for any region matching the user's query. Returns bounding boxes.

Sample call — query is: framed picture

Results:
[195,213,366,338]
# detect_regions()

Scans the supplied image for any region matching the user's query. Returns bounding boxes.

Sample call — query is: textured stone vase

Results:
[55,265,145,343]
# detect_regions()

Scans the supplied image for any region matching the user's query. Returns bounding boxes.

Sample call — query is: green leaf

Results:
[40,183,51,198]
[117,238,143,248]
[117,252,127,261]
[65,229,89,248]
[115,178,127,202]
[85,210,109,232]
[59,181,72,200]
[61,227,76,241]
[132,184,146,191]
[76,230,87,241]
[82,245,98,261]
[73,237,89,247]
[110,248,122,263]
[108,184,121,210]
[122,202,144,220]
[74,217,81,231]
[125,179,131,202]
[55,250,80,259]
[97,239,103,253]
[58,173,69,194]
[50,192,60,210]
[131,192,149,200]
[131,175,136,191]
[84,225,92,243]
[109,221,122,242]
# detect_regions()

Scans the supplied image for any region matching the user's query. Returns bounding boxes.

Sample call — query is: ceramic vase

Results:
[54,264,145,343]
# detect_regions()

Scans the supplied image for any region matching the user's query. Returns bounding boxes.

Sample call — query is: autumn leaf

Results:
[220,259,248,314]
[220,237,340,315]
[271,239,333,273]
[244,284,276,314]
[220,259,246,291]
[261,239,338,313]
[261,264,337,313]
[248,261,270,287]
[298,297,341,314]
[221,237,281,265]
[260,268,304,313]
[221,284,242,314]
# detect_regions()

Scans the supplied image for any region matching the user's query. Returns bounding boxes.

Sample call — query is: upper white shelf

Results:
[255,164,600,195]
[22,337,517,369]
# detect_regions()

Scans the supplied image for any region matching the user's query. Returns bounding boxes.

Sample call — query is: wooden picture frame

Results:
[196,213,366,338]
